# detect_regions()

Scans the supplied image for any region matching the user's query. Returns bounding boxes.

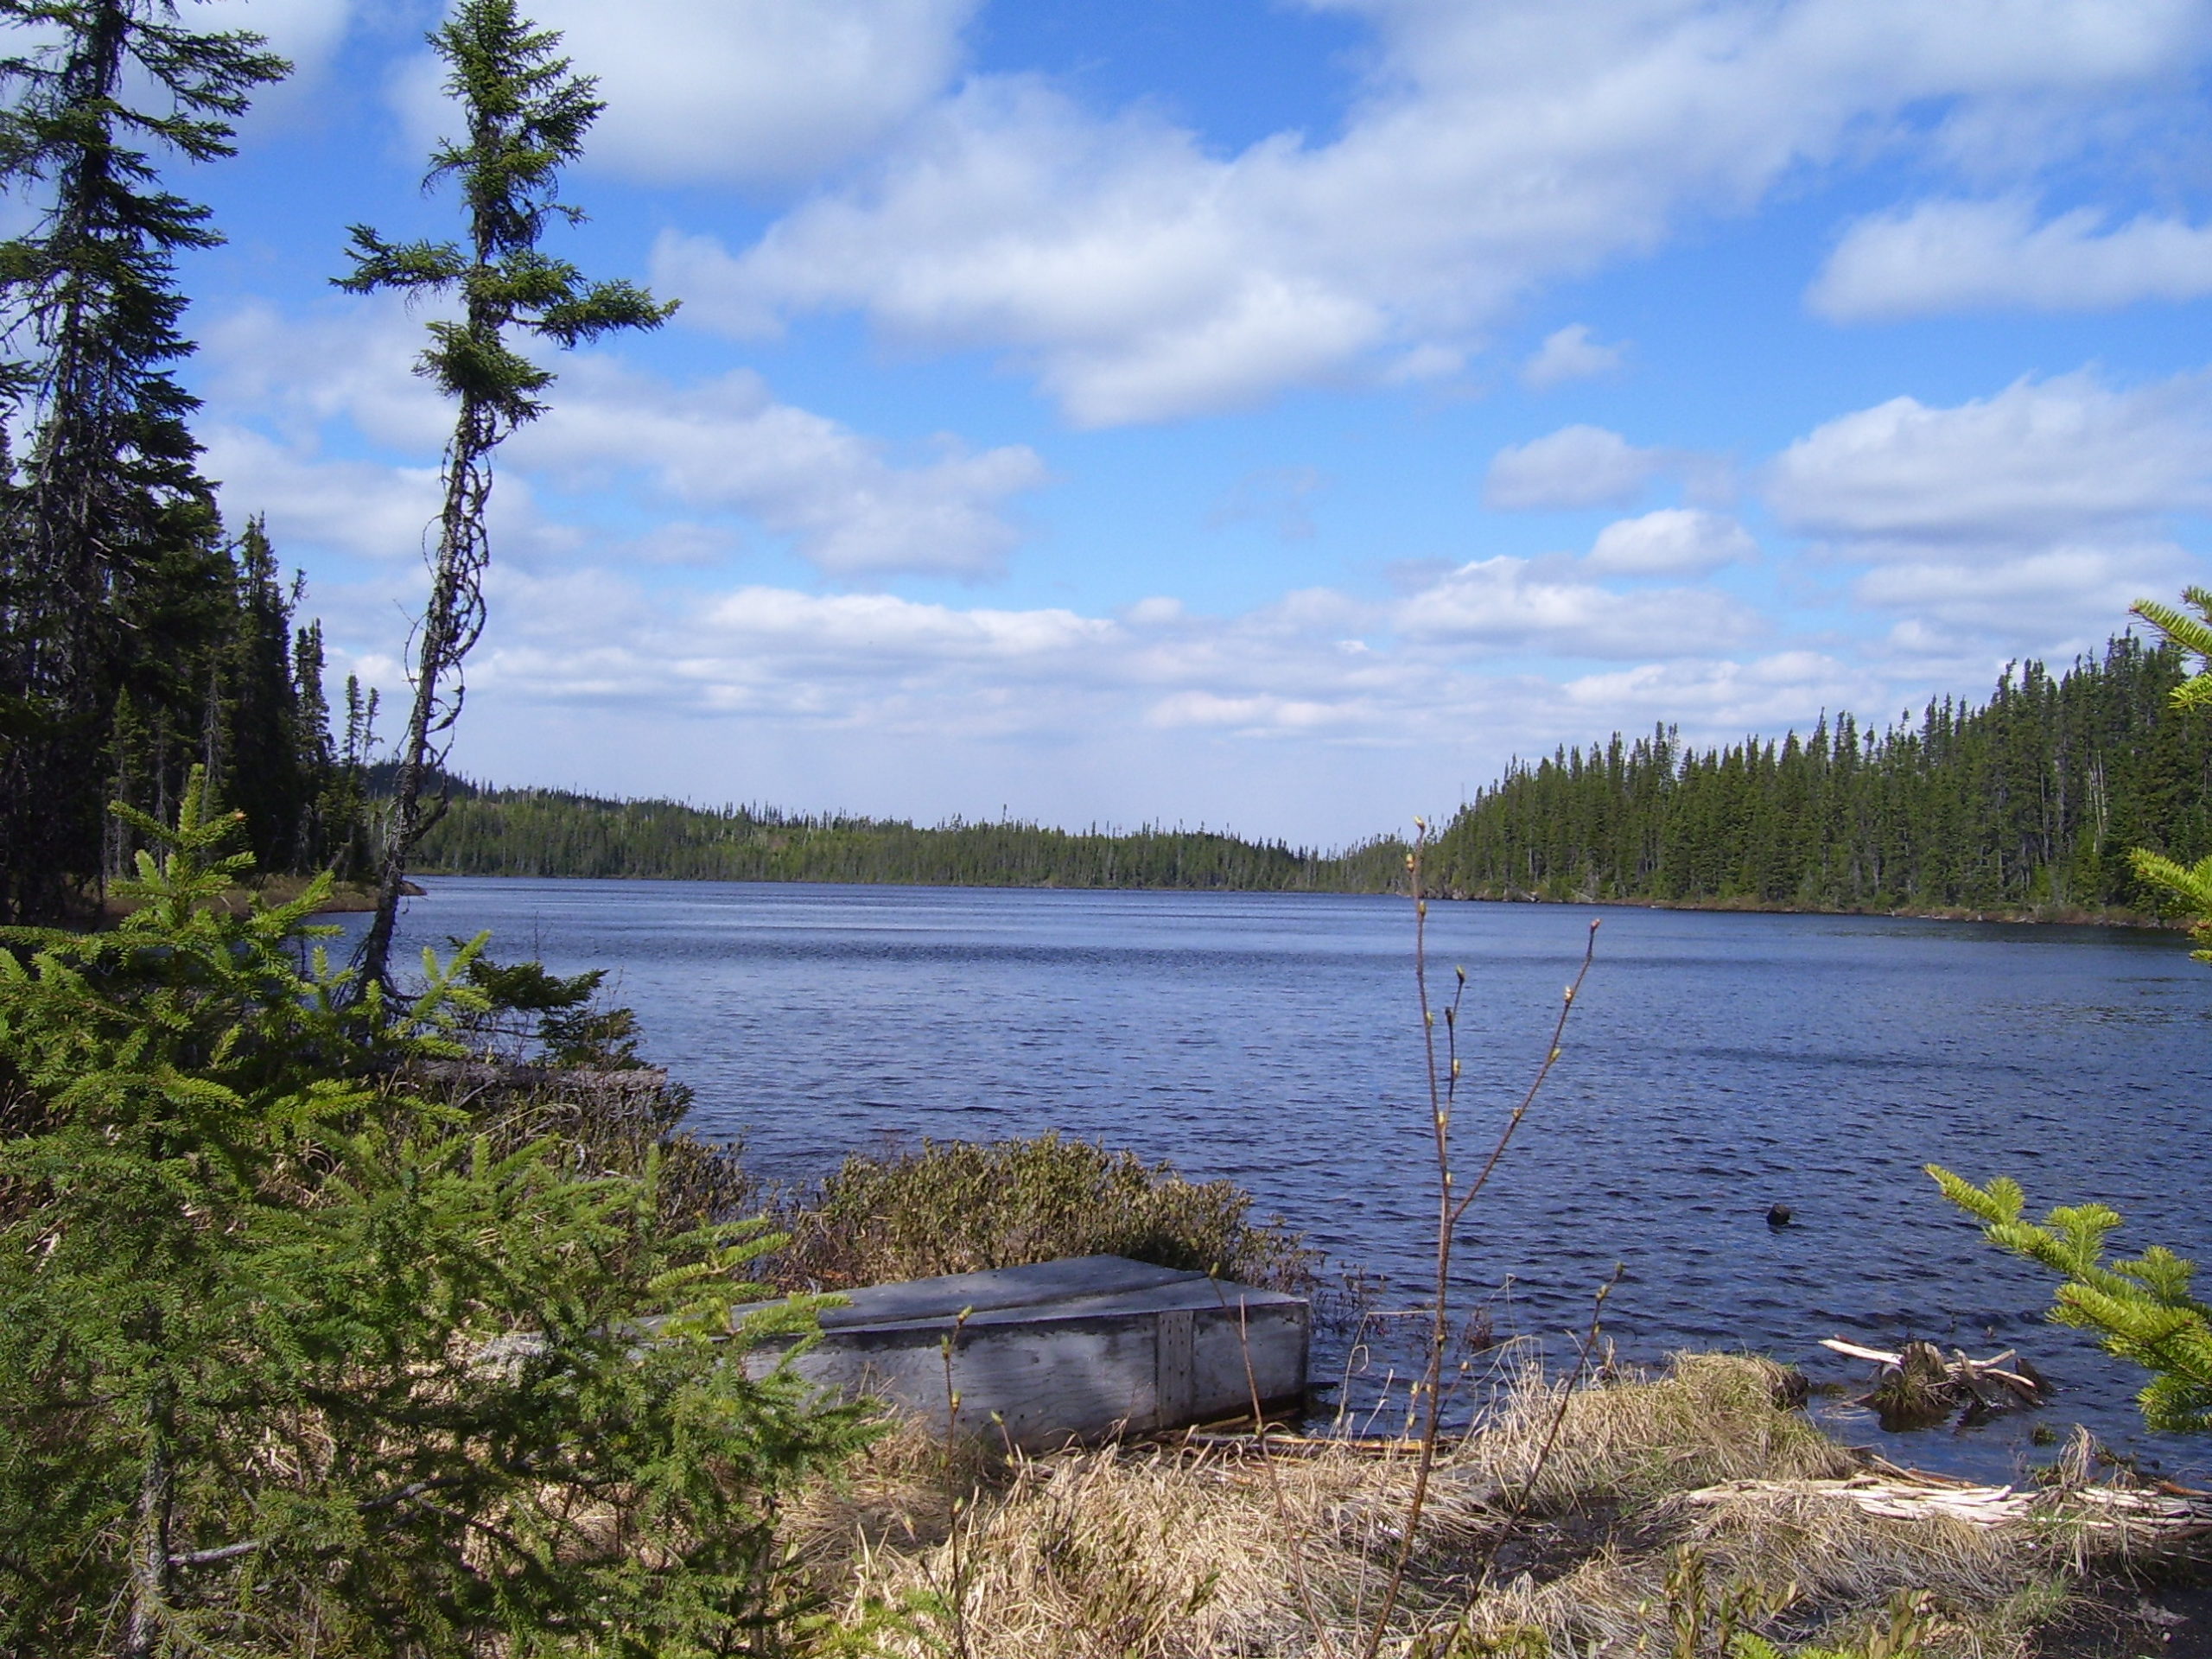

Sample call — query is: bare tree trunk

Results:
[355,398,494,993]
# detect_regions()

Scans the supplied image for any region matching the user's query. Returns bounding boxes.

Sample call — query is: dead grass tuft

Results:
[792,1354,2182,1658]
[1461,1351,1860,1509]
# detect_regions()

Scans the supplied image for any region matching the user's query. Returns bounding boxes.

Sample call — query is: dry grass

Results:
[785,1354,2170,1658]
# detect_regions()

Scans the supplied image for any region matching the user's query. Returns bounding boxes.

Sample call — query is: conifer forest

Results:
[400,638,2212,921]
[1427,636,2212,918]
[405,776,1407,892]
[0,0,372,923]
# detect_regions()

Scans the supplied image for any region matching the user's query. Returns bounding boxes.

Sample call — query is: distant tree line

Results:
[402,776,1409,893]
[1429,635,2212,915]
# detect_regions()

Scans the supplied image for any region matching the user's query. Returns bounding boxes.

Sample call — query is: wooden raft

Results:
[740,1255,1309,1451]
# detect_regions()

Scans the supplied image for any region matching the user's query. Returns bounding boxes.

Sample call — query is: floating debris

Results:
[1820,1336,2049,1427]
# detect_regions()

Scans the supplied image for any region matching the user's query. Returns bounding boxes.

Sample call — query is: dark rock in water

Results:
[1767,1204,1793,1228]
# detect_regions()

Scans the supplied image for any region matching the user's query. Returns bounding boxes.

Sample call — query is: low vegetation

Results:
[5,790,2208,1654]
[0,780,876,1656]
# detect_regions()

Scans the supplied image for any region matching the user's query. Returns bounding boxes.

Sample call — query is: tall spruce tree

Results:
[0,1,286,922]
[339,0,672,991]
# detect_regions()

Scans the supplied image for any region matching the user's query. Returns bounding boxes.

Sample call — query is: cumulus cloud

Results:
[1521,323,1626,390]
[1764,369,2212,652]
[1585,508,1757,575]
[1811,197,2212,321]
[1562,651,1876,728]
[200,303,1047,580]
[1484,425,1669,510]
[200,424,443,566]
[505,0,976,188]
[1393,556,1760,657]
[1767,369,2212,548]
[518,360,1048,578]
[658,0,2212,423]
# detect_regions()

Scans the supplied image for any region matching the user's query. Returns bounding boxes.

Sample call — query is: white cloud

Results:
[201,303,1048,580]
[1763,369,2212,652]
[1521,323,1625,390]
[660,0,2212,423]
[1484,425,1669,510]
[1767,369,2212,548]
[1393,556,1760,657]
[1586,508,1757,575]
[1851,543,2185,636]
[517,359,1048,578]
[200,425,444,566]
[1562,651,1875,729]
[506,0,977,188]
[1811,197,2212,321]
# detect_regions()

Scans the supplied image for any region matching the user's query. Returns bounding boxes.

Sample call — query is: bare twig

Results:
[1357,823,1599,1659]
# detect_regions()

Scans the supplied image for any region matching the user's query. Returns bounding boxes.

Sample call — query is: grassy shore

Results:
[95,872,419,917]
[784,1352,2204,1657]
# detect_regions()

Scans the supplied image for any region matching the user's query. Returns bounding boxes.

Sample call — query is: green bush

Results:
[766,1133,1318,1293]
[0,776,873,1656]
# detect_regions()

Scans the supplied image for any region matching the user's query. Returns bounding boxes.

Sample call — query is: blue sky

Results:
[142,0,2212,844]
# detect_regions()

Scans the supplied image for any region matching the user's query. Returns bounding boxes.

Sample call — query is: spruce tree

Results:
[339,0,673,991]
[0,0,286,923]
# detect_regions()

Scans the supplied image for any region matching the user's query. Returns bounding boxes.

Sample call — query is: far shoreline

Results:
[1440,886,2186,931]
[400,868,2188,931]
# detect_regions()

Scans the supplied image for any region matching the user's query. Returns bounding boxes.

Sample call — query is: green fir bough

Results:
[1930,588,2212,1435]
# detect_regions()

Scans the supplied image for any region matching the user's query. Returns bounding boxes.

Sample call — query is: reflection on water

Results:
[340,880,2212,1484]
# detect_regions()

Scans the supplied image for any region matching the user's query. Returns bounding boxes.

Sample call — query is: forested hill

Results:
[404,779,1408,892]
[1428,634,2212,916]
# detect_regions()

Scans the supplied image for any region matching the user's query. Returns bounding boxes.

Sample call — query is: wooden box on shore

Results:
[741,1255,1309,1450]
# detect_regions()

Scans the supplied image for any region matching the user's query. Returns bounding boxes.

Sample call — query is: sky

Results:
[112,0,2212,846]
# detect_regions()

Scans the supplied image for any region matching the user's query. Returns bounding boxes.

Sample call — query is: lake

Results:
[349,877,2212,1483]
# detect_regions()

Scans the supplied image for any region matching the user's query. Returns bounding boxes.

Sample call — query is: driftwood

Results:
[1821,1336,2048,1422]
[1681,1459,2212,1538]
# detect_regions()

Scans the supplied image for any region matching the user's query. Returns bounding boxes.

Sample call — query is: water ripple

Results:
[353,880,2212,1485]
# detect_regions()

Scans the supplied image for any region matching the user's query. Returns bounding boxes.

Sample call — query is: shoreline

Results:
[98,875,422,919]
[404,867,2186,931]
[1438,887,2185,931]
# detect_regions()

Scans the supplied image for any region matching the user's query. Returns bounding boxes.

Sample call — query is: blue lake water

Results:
[347,878,2212,1483]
